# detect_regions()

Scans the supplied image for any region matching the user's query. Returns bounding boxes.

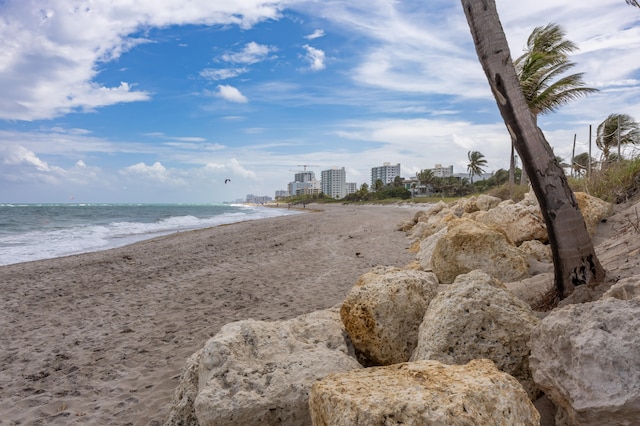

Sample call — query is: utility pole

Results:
[571,133,576,177]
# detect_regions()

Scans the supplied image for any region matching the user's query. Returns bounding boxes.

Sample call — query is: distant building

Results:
[287,171,321,196]
[371,162,401,187]
[275,190,288,199]
[432,164,453,177]
[321,167,347,199]
[246,194,273,204]
[346,182,358,196]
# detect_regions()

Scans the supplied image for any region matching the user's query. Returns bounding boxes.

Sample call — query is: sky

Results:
[1,0,639,204]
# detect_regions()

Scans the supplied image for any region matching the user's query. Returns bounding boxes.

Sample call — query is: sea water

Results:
[0,203,299,266]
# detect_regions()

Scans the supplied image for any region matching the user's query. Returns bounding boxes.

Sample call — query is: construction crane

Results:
[297,164,320,172]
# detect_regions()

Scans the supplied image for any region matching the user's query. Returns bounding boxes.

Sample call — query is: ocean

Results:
[0,203,300,266]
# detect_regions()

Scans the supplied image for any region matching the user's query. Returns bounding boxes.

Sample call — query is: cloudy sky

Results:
[1,0,639,203]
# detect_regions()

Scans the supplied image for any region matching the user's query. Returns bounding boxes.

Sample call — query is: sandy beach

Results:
[0,204,424,425]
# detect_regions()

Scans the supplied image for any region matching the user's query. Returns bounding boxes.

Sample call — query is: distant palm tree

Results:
[509,23,598,184]
[627,0,640,7]
[572,152,593,177]
[416,169,435,195]
[596,114,640,166]
[467,150,487,183]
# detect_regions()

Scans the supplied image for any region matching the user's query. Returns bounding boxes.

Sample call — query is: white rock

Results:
[529,297,640,425]
[411,270,540,399]
[167,309,362,426]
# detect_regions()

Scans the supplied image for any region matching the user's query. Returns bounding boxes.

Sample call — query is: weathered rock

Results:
[168,309,362,426]
[165,350,202,426]
[529,297,640,425]
[475,199,548,245]
[603,275,640,300]
[518,191,611,237]
[506,273,555,310]
[431,219,529,284]
[340,267,439,365]
[411,270,540,399]
[519,239,552,263]
[309,359,540,426]
[415,227,447,271]
[463,194,503,214]
[575,192,612,236]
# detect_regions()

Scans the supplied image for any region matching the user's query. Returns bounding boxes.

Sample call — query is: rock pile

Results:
[165,192,640,426]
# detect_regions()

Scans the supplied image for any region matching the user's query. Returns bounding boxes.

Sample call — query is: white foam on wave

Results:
[0,206,300,266]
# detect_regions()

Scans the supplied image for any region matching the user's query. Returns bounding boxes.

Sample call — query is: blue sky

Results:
[1,0,639,203]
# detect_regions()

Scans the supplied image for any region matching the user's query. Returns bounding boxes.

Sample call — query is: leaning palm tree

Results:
[467,150,487,183]
[461,0,605,304]
[596,113,640,166]
[508,23,598,184]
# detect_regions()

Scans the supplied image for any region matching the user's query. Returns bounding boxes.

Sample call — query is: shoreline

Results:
[0,203,423,425]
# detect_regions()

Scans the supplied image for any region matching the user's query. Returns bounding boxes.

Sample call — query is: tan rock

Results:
[309,359,540,426]
[575,192,612,236]
[475,199,548,245]
[463,194,502,213]
[412,270,540,399]
[603,276,640,300]
[519,239,552,263]
[415,227,447,271]
[431,219,529,284]
[340,267,439,365]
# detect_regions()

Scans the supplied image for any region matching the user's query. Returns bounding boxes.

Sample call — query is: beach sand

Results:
[0,204,423,425]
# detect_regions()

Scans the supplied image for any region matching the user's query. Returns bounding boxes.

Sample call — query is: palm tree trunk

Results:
[509,142,515,184]
[461,0,605,302]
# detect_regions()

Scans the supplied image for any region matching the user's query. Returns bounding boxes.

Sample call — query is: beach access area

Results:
[0,203,424,425]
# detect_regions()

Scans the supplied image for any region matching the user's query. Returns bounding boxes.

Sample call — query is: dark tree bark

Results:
[461,0,605,303]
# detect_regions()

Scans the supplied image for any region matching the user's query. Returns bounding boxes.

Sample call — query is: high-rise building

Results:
[432,164,453,177]
[371,162,401,187]
[288,171,320,196]
[321,167,347,199]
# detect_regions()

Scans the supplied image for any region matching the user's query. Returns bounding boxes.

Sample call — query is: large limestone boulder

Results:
[529,297,640,425]
[340,267,439,365]
[309,359,540,426]
[415,227,447,271]
[475,199,548,245]
[463,194,503,214]
[431,219,529,284]
[505,273,555,310]
[603,275,640,300]
[167,309,362,426]
[411,271,540,399]
[574,192,612,236]
[165,350,202,426]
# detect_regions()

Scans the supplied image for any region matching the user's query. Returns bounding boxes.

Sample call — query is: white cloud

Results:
[217,85,248,103]
[302,44,326,71]
[200,67,247,80]
[0,1,284,120]
[228,158,257,179]
[221,41,277,64]
[2,145,52,172]
[304,29,325,40]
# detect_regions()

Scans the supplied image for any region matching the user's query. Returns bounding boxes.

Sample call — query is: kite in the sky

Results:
[224,179,231,184]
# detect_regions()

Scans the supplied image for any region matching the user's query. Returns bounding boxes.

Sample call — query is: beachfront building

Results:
[287,171,321,196]
[246,194,273,204]
[275,190,288,199]
[346,182,358,196]
[432,164,454,177]
[371,162,401,187]
[321,166,347,199]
